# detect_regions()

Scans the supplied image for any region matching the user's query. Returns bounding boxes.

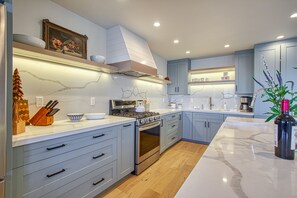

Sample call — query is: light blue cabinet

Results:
[253,39,297,117]
[235,50,254,95]
[117,123,135,180]
[182,112,193,139]
[167,59,190,95]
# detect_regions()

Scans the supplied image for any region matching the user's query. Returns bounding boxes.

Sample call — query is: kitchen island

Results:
[176,117,297,198]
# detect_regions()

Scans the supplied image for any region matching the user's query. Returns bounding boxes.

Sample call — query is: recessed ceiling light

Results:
[224,44,230,48]
[153,22,160,27]
[173,40,179,44]
[276,35,284,39]
[290,13,297,18]
[186,51,190,54]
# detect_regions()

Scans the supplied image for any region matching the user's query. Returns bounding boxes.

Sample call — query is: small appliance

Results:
[240,96,253,112]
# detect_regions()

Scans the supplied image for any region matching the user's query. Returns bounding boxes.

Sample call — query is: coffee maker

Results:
[240,96,253,112]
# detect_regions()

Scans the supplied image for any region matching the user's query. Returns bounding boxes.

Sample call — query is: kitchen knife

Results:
[45,100,53,109]
[48,100,58,109]
[46,108,60,116]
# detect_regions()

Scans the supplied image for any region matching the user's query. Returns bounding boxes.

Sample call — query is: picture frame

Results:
[42,19,88,59]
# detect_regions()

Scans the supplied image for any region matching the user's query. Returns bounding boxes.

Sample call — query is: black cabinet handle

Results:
[46,169,65,178]
[46,144,66,151]
[171,136,176,140]
[123,124,131,127]
[208,122,210,128]
[92,153,105,159]
[204,122,206,128]
[93,134,105,139]
[172,115,176,118]
[161,119,163,127]
[93,178,105,186]
[172,125,176,128]
[179,114,181,120]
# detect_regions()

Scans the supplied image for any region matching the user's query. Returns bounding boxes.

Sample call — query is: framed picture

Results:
[42,19,88,59]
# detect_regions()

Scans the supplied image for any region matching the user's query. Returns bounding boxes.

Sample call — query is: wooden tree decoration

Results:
[12,68,28,134]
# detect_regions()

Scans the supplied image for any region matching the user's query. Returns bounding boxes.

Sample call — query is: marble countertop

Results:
[152,108,254,116]
[13,116,135,147]
[176,117,297,198]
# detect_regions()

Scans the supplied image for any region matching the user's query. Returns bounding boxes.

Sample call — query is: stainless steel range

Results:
[110,100,161,175]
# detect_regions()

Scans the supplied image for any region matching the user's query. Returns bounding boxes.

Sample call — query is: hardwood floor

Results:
[99,141,208,198]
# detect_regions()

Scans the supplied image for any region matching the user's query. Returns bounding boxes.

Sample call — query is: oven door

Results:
[136,121,160,164]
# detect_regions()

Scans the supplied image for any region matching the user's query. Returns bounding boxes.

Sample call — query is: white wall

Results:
[191,55,235,69]
[13,0,168,120]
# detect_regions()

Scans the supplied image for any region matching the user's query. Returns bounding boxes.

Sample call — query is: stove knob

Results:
[140,119,145,124]
[149,117,154,122]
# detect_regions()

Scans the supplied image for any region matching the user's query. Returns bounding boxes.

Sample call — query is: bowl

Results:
[67,113,84,122]
[85,113,105,120]
[13,34,46,48]
[90,55,105,64]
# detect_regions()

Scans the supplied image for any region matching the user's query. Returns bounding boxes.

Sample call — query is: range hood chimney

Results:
[106,25,157,77]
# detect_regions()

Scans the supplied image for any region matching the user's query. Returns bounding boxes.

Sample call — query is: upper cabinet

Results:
[235,50,254,95]
[253,39,297,118]
[167,59,191,95]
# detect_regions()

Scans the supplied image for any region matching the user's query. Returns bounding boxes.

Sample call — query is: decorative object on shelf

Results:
[274,99,296,160]
[12,68,28,135]
[29,100,59,126]
[90,55,105,64]
[43,19,88,59]
[253,58,297,122]
[13,34,46,48]
[67,113,84,122]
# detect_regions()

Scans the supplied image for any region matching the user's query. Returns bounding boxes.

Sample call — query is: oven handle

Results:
[139,121,161,131]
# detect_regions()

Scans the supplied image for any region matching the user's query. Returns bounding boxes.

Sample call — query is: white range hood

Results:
[106,25,157,77]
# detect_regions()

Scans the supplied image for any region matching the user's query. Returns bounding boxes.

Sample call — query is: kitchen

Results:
[1,0,297,197]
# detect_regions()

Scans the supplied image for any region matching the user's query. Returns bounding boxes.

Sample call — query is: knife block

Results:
[29,107,54,126]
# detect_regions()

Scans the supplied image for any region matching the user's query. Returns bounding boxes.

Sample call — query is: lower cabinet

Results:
[12,122,135,198]
[160,112,182,154]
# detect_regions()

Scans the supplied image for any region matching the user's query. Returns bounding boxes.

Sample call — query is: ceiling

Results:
[52,0,297,60]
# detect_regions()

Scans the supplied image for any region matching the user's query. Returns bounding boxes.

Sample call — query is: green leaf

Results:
[265,114,277,122]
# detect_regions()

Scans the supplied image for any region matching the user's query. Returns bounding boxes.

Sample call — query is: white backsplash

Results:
[14,57,168,121]
[169,84,240,110]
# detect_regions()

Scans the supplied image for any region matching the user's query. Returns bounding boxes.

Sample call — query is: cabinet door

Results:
[235,50,254,95]
[160,117,167,154]
[182,112,193,139]
[167,62,178,94]
[254,43,281,117]
[207,120,223,143]
[281,41,297,93]
[177,61,189,95]
[118,123,135,180]
[192,118,207,142]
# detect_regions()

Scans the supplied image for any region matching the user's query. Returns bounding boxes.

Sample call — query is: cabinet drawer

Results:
[21,138,117,197]
[193,113,223,122]
[166,113,179,122]
[166,120,179,135]
[43,161,116,198]
[13,126,117,168]
[166,132,180,148]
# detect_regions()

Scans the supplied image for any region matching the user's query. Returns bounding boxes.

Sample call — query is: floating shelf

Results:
[13,42,118,74]
[139,76,171,84]
[189,80,235,85]
[189,66,235,74]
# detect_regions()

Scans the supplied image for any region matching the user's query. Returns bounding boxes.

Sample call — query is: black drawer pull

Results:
[172,115,176,118]
[93,134,105,139]
[123,124,131,127]
[171,137,176,140]
[46,169,65,178]
[172,125,176,128]
[46,144,66,151]
[92,153,105,159]
[93,178,105,186]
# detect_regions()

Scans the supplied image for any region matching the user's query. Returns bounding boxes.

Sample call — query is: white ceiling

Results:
[52,0,297,60]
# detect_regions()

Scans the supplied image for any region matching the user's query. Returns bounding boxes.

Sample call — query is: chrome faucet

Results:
[209,97,214,110]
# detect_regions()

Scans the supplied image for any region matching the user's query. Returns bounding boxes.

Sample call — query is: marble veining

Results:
[176,117,297,198]
[121,87,147,99]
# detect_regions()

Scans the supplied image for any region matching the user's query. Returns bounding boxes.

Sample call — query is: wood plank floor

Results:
[99,141,208,198]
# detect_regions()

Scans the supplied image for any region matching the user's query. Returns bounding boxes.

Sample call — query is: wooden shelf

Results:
[139,76,171,84]
[189,66,235,74]
[189,80,235,85]
[13,42,118,73]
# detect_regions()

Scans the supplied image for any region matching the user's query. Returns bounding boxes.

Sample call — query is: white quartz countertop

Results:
[152,108,254,116]
[13,116,135,147]
[176,117,297,198]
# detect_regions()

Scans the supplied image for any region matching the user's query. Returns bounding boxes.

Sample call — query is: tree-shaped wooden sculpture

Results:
[13,68,28,134]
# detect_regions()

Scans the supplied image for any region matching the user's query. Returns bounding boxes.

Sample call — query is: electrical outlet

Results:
[90,97,96,106]
[36,96,44,107]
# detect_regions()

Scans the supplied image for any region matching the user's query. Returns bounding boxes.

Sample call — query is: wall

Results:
[13,0,168,120]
